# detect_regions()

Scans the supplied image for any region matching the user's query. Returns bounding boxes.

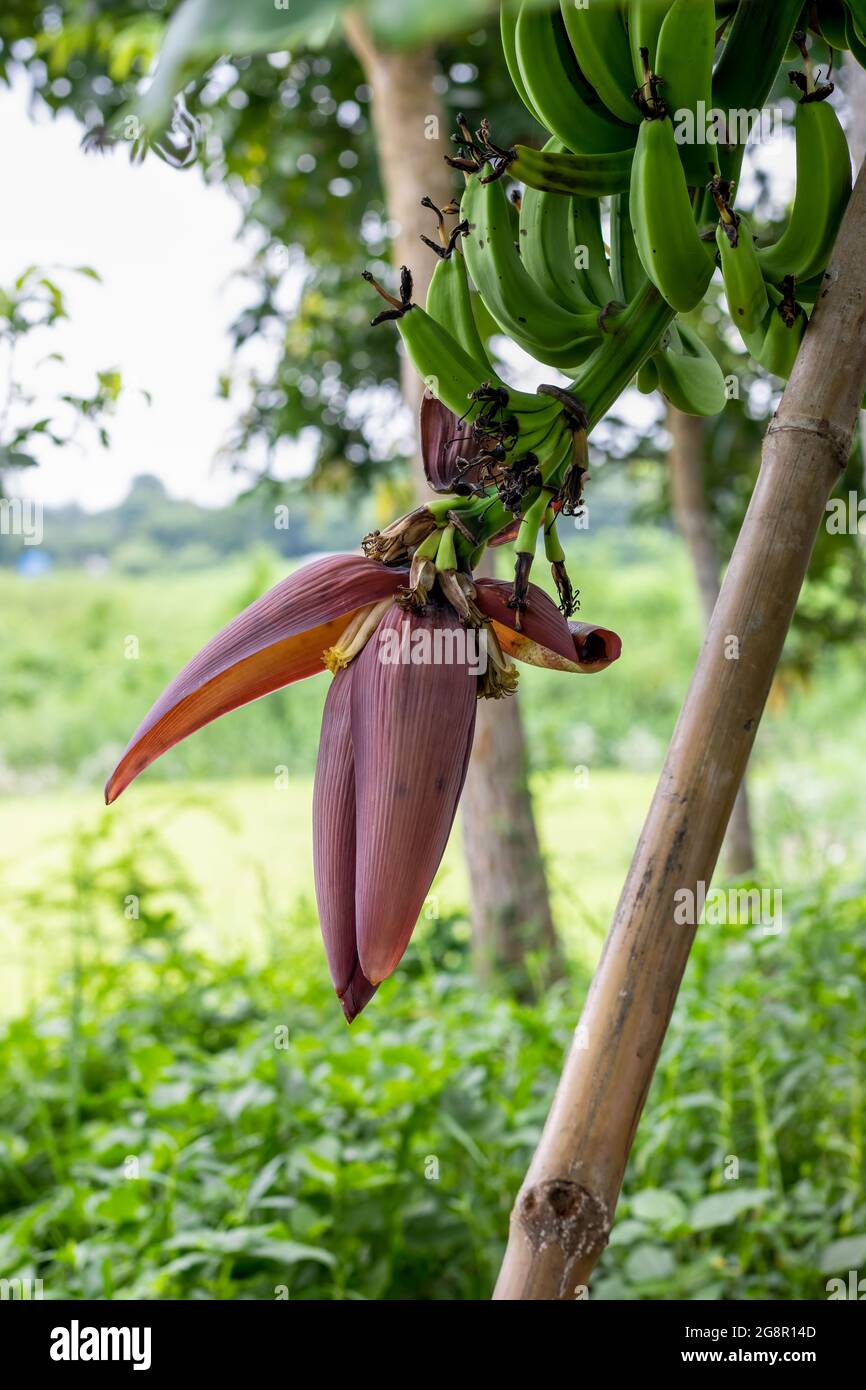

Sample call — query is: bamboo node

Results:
[517,1179,610,1276]
[766,414,850,470]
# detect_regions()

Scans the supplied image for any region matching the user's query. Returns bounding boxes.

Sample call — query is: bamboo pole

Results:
[667,408,755,874]
[493,162,866,1301]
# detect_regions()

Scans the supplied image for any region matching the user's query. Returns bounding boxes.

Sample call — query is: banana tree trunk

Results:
[343,15,558,982]
[461,555,563,990]
[343,12,455,494]
[494,161,866,1301]
[668,407,755,875]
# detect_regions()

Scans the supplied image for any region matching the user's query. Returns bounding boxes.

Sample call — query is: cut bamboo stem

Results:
[494,161,866,1301]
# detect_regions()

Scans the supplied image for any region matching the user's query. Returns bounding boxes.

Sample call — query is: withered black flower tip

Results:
[551,560,577,619]
[370,308,405,326]
[420,234,449,260]
[508,552,534,626]
[446,220,469,256]
[558,461,588,518]
[81,125,117,155]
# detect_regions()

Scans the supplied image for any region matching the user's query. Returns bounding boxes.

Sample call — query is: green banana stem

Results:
[514,489,549,557]
[435,524,457,572]
[568,280,677,426]
[543,507,565,564]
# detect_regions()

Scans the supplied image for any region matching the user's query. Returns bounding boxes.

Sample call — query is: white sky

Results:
[0,77,256,511]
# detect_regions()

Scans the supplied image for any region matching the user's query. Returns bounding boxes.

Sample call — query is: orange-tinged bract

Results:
[105,554,405,805]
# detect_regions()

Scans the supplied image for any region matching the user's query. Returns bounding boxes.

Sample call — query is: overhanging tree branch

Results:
[493,160,866,1302]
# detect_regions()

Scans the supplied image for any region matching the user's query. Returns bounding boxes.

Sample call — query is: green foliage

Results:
[0,812,863,1299]
[0,265,125,488]
[0,555,329,784]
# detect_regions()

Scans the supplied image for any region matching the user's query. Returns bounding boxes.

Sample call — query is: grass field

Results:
[0,769,658,1019]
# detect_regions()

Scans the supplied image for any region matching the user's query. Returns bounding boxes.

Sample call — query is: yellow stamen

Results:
[322,597,392,674]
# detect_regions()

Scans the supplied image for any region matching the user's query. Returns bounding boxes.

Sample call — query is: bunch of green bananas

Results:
[363,1,857,616]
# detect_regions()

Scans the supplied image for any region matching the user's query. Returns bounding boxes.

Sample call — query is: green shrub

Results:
[0,818,863,1300]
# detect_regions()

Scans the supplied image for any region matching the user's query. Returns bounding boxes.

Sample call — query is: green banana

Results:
[513,1,635,156]
[715,209,768,342]
[392,300,557,430]
[757,93,852,285]
[518,179,600,316]
[794,272,827,306]
[425,243,493,372]
[814,1,851,49]
[636,357,659,394]
[759,304,807,379]
[654,0,718,186]
[559,0,640,126]
[500,3,544,127]
[848,0,866,38]
[461,170,602,371]
[510,141,634,197]
[845,5,866,65]
[627,0,676,85]
[653,321,728,416]
[610,191,647,305]
[629,114,715,312]
[395,305,494,419]
[571,194,619,309]
[711,0,804,181]
[743,285,809,380]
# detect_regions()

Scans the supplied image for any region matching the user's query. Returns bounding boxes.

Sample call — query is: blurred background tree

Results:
[0,0,564,988]
[0,262,126,492]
